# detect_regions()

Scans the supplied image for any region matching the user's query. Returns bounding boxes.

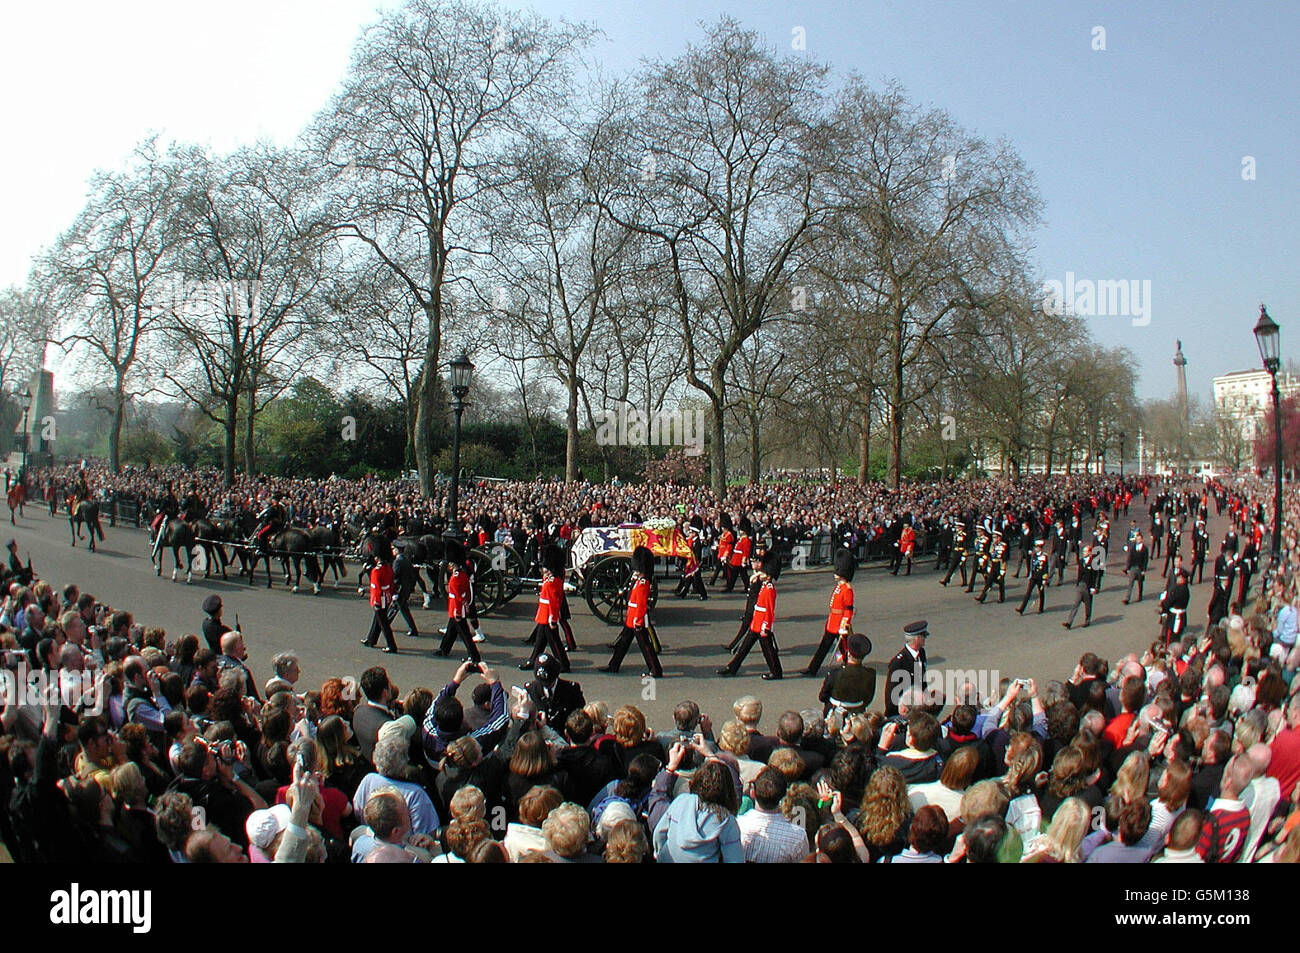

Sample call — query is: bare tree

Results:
[40,138,180,472]
[307,0,593,497]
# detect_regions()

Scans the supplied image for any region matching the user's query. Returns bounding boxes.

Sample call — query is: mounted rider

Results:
[180,483,208,522]
[251,494,287,548]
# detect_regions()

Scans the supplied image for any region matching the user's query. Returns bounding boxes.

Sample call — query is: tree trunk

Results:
[857,403,870,484]
[708,366,727,496]
[244,384,256,476]
[749,406,761,484]
[223,395,238,487]
[415,303,440,498]
[565,374,579,482]
[109,373,126,474]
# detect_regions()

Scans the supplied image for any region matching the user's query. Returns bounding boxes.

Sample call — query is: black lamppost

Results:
[1253,305,1283,565]
[1119,431,1126,478]
[18,385,32,482]
[445,353,474,540]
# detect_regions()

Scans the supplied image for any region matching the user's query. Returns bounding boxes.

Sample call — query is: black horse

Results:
[68,498,105,553]
[392,533,446,605]
[189,517,231,579]
[236,512,322,592]
[151,517,195,582]
[306,524,348,588]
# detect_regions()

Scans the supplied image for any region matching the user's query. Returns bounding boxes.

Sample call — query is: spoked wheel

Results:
[583,555,660,625]
[486,543,527,604]
[469,548,506,615]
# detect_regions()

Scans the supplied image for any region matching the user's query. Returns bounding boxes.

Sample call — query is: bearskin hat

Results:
[543,545,566,576]
[630,545,655,577]
[834,548,857,581]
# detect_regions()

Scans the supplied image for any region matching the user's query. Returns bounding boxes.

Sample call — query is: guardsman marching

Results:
[801,549,856,677]
[724,548,766,652]
[1122,530,1149,604]
[1051,519,1070,585]
[1150,509,1165,559]
[600,546,663,677]
[521,545,570,672]
[1016,539,1050,615]
[437,539,482,662]
[711,513,734,586]
[1162,518,1182,578]
[724,518,754,593]
[940,518,970,587]
[1208,545,1234,628]
[717,551,783,679]
[893,521,916,576]
[977,528,1008,603]
[360,538,398,654]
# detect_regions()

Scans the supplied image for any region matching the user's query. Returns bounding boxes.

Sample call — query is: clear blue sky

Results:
[4,0,1295,402]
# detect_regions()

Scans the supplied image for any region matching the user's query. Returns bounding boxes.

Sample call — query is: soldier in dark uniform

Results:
[1208,546,1233,628]
[976,528,1008,603]
[965,526,990,593]
[1190,518,1210,585]
[934,515,954,571]
[180,483,207,522]
[1016,539,1050,615]
[818,634,875,719]
[1237,539,1258,603]
[939,518,970,587]
[724,548,765,652]
[1051,519,1070,585]
[1122,530,1149,604]
[1162,518,1182,578]
[885,621,928,718]
[1150,509,1164,559]
[1013,520,1034,578]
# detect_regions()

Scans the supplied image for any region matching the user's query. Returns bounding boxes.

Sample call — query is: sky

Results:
[3,0,1297,403]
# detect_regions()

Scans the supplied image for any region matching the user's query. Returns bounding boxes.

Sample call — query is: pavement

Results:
[4,501,1224,729]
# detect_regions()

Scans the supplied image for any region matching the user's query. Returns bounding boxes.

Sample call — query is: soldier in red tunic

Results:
[800,549,856,677]
[599,546,663,677]
[717,551,783,680]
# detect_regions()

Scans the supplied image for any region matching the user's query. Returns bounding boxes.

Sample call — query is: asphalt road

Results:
[5,501,1223,729]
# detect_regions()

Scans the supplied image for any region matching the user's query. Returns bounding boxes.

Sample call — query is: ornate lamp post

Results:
[1253,305,1282,565]
[445,353,474,540]
[18,385,32,482]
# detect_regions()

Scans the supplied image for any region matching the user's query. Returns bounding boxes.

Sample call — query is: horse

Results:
[151,517,195,582]
[189,517,231,579]
[6,483,24,524]
[234,512,321,592]
[305,524,348,588]
[67,497,105,553]
[392,533,446,606]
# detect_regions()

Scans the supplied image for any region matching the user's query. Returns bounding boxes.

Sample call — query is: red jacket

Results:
[447,566,470,619]
[730,535,752,567]
[750,579,776,635]
[827,580,853,634]
[369,563,394,610]
[625,576,650,628]
[535,573,562,626]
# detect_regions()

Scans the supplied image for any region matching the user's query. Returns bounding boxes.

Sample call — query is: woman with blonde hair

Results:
[856,766,911,860]
[1023,796,1090,863]
[717,719,763,787]
[610,705,665,772]
[603,818,650,863]
[1111,750,1150,805]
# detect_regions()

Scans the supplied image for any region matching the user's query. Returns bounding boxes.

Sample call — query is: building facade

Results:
[1212,369,1300,441]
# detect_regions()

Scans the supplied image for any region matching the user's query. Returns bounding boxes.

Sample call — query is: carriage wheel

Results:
[584,555,631,625]
[469,548,506,615]
[583,555,661,625]
[486,544,526,604]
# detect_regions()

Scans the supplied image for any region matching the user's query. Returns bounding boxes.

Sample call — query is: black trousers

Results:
[941,551,968,586]
[439,617,481,661]
[723,562,749,593]
[804,628,844,675]
[606,624,662,677]
[388,589,419,635]
[1018,576,1046,613]
[978,565,1006,602]
[723,630,782,677]
[1124,570,1145,603]
[676,571,708,599]
[365,606,398,650]
[527,623,570,671]
[727,612,755,652]
[1066,586,1093,626]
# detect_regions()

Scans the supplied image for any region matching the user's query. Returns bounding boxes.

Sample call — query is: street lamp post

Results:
[18,385,32,483]
[1119,431,1126,478]
[444,353,475,541]
[1253,305,1283,568]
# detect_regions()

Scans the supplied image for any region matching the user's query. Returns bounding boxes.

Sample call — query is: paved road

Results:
[6,502,1222,729]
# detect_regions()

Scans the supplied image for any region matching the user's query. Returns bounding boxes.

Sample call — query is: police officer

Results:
[389,548,421,638]
[885,621,928,718]
[1016,539,1050,615]
[525,654,585,733]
